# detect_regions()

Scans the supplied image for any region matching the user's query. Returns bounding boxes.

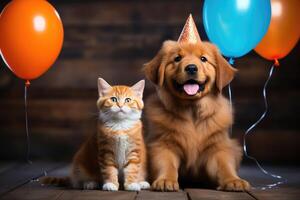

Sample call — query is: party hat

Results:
[178,14,201,44]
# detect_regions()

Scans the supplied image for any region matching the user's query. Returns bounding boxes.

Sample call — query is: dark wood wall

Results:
[0,0,299,164]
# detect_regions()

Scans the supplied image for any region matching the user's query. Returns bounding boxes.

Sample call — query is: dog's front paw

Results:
[152,178,179,192]
[218,178,251,192]
[102,182,118,191]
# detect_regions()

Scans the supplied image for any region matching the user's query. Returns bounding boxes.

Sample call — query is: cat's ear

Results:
[98,78,112,97]
[131,80,145,98]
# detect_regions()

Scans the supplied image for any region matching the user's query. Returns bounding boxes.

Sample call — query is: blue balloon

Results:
[203,0,271,58]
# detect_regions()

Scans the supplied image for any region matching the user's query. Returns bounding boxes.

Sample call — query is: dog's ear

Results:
[143,52,164,86]
[143,40,177,86]
[209,43,237,91]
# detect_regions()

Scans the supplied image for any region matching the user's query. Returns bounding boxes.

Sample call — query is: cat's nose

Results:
[117,102,124,107]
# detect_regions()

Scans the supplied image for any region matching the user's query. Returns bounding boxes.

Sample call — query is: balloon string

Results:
[24,82,32,164]
[228,57,234,136]
[243,64,286,190]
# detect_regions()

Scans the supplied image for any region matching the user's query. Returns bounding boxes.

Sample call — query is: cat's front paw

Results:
[218,178,251,191]
[102,182,118,191]
[139,181,150,190]
[125,182,141,191]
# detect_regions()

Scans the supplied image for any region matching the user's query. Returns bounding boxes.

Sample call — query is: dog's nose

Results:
[185,64,198,75]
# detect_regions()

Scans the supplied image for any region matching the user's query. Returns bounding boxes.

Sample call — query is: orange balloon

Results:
[0,0,64,81]
[255,0,299,61]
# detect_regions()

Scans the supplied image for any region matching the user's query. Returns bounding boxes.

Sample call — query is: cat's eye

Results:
[200,56,207,62]
[174,55,182,62]
[125,98,131,103]
[110,97,118,102]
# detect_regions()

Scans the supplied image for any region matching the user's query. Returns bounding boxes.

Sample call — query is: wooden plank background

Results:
[0,0,299,163]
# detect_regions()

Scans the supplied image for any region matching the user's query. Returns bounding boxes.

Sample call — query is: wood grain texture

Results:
[137,190,187,200]
[2,181,65,200]
[249,188,300,200]
[0,162,17,175]
[1,163,300,200]
[57,190,137,200]
[2,165,137,200]
[57,0,203,26]
[239,166,300,189]
[0,162,63,197]
[185,189,254,200]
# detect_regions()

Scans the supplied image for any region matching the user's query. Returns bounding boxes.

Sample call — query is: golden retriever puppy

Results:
[143,40,250,192]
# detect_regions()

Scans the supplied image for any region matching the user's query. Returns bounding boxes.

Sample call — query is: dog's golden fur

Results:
[144,40,250,191]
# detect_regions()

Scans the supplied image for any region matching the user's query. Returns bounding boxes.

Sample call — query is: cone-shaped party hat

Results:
[178,14,201,44]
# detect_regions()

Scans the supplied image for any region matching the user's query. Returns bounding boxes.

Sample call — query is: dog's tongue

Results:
[183,84,199,95]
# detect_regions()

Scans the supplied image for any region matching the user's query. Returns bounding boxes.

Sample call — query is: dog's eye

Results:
[125,98,131,103]
[110,97,118,102]
[200,56,207,62]
[174,55,182,62]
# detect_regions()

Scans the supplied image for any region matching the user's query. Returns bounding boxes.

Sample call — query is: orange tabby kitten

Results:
[42,78,150,191]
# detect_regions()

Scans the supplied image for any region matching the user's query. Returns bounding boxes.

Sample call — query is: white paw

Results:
[102,182,118,191]
[139,181,150,190]
[83,181,98,190]
[125,182,141,191]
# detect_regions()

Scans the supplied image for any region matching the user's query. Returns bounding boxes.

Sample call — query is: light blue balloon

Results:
[203,0,271,58]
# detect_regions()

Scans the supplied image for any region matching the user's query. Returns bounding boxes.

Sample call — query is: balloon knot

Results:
[229,58,235,65]
[25,80,31,87]
[274,59,280,67]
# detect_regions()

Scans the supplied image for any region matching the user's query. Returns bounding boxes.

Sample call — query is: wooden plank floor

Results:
[0,162,63,197]
[0,163,299,200]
